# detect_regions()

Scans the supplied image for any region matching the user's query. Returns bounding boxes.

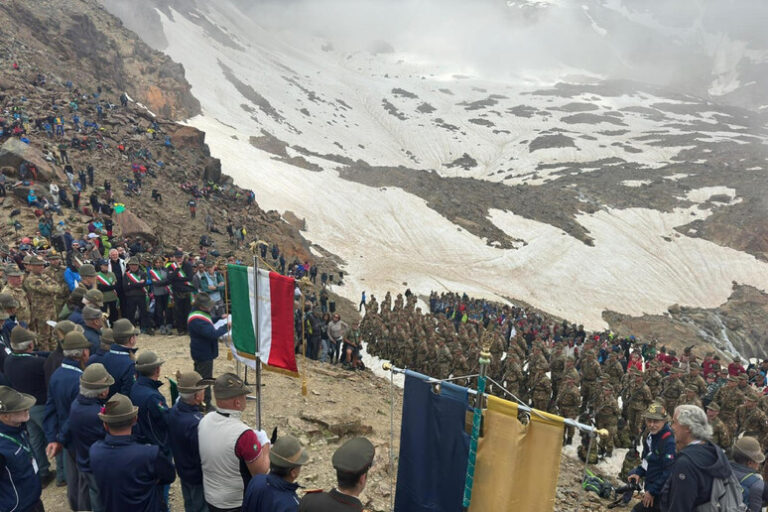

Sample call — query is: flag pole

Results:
[461,330,491,511]
[253,255,262,430]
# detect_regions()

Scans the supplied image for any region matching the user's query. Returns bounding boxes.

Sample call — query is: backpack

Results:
[582,469,613,499]
[695,473,748,512]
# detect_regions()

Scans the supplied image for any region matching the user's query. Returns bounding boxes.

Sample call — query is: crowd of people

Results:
[359,289,768,511]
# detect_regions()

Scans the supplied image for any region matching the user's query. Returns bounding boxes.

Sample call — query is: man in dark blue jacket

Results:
[89,393,176,512]
[187,293,228,409]
[661,404,733,512]
[3,326,53,486]
[43,331,92,509]
[244,435,308,512]
[170,251,196,334]
[129,351,170,452]
[0,386,43,512]
[102,319,138,397]
[82,306,103,354]
[628,402,676,512]
[167,370,210,512]
[64,363,113,512]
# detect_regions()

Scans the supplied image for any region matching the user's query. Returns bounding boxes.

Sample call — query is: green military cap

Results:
[688,362,700,369]
[176,370,210,393]
[734,437,765,463]
[0,293,19,309]
[135,351,164,371]
[211,372,252,400]
[79,264,96,277]
[54,320,83,335]
[738,374,748,381]
[669,367,685,374]
[744,394,758,402]
[10,326,36,345]
[127,256,140,265]
[727,375,739,382]
[100,328,114,344]
[193,293,214,311]
[81,363,115,390]
[27,256,45,266]
[706,402,720,411]
[21,255,31,265]
[82,306,102,320]
[69,287,86,303]
[629,368,642,376]
[644,402,668,421]
[0,386,36,413]
[112,318,139,341]
[84,289,104,307]
[271,435,309,469]
[685,385,698,393]
[47,252,62,261]
[98,393,138,424]
[5,264,22,277]
[62,331,91,351]
[332,437,375,473]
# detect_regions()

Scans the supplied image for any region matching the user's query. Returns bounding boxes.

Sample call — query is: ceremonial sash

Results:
[126,272,147,295]
[96,272,114,286]
[187,310,213,325]
[170,263,192,288]
[149,269,171,295]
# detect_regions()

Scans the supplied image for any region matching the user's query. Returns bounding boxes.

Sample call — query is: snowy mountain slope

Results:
[103,0,768,341]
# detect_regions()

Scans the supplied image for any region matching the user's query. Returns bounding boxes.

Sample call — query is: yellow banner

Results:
[468,396,564,512]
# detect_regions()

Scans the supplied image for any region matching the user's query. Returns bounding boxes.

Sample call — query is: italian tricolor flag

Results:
[228,264,298,376]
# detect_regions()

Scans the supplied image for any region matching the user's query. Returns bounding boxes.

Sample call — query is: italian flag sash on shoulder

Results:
[228,264,297,376]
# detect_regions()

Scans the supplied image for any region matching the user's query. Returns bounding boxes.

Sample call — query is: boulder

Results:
[115,208,159,245]
[0,138,63,183]
[170,125,205,151]
[203,157,222,183]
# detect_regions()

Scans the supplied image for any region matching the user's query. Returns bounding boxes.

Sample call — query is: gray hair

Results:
[675,404,713,441]
[11,340,33,352]
[179,391,203,403]
[63,349,86,359]
[79,385,108,398]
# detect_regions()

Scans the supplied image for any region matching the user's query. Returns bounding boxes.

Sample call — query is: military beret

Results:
[332,437,375,473]
[706,402,720,411]
[176,370,209,393]
[27,256,45,266]
[112,318,139,340]
[53,320,82,335]
[644,402,668,421]
[0,293,19,309]
[271,435,309,469]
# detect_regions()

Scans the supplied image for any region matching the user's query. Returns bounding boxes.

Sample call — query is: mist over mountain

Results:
[102,0,768,357]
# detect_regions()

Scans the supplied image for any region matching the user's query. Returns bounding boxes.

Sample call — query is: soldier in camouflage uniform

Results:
[706,402,731,450]
[556,374,581,445]
[682,362,707,396]
[579,349,602,413]
[680,385,702,408]
[1,264,30,325]
[549,346,565,399]
[660,367,685,414]
[738,394,768,443]
[435,339,451,378]
[595,385,620,457]
[529,369,552,413]
[603,352,624,392]
[45,253,70,318]
[644,360,663,397]
[714,376,744,436]
[22,256,60,350]
[503,352,524,399]
[619,448,641,482]
[625,368,653,440]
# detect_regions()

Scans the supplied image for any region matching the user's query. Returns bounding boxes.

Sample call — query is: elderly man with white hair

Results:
[660,404,734,512]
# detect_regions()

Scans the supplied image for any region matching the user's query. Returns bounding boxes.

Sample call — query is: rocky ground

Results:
[40,333,633,512]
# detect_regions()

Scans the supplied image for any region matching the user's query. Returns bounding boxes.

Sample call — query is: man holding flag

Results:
[188,293,228,410]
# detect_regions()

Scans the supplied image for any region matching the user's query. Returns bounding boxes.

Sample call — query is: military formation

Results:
[362,290,768,464]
